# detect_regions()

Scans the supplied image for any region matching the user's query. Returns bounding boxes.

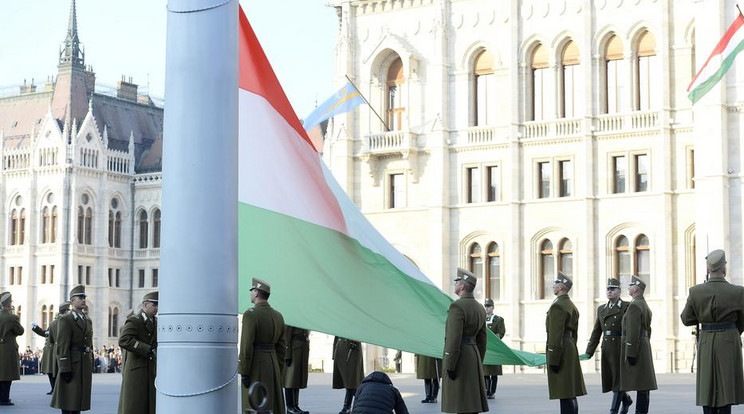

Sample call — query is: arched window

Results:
[561,41,580,118]
[469,243,483,277]
[558,239,573,277]
[108,199,123,248]
[139,211,149,249]
[615,236,631,287]
[487,242,501,301]
[540,239,554,299]
[153,209,161,248]
[84,208,92,245]
[531,44,549,121]
[47,305,54,328]
[42,207,50,244]
[41,305,48,330]
[109,307,120,337]
[386,57,405,131]
[635,234,650,284]
[115,212,122,248]
[77,207,84,243]
[51,207,58,243]
[473,50,495,126]
[10,210,18,246]
[19,209,25,245]
[636,31,659,111]
[108,211,114,247]
[604,35,625,114]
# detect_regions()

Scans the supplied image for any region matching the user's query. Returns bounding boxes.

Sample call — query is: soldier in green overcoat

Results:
[618,276,656,414]
[48,303,70,392]
[414,354,441,403]
[483,298,505,400]
[681,250,744,414]
[585,278,632,414]
[32,301,70,395]
[332,336,363,414]
[546,273,586,414]
[118,291,158,414]
[239,278,286,414]
[0,293,23,406]
[283,325,310,414]
[442,268,488,414]
[51,284,94,414]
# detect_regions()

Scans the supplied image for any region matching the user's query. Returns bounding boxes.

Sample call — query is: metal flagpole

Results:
[344,74,391,132]
[159,0,239,413]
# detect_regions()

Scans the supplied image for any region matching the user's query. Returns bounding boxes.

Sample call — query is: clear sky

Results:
[0,0,338,118]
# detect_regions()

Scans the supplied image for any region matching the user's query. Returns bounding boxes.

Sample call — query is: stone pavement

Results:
[0,371,733,413]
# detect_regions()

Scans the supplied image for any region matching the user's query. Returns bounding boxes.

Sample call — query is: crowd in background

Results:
[19,346,123,375]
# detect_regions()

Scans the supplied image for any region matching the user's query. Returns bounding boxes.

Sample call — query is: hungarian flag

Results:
[688,13,744,103]
[237,8,542,366]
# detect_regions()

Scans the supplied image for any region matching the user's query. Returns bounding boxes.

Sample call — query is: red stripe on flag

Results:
[688,13,744,92]
[238,8,316,151]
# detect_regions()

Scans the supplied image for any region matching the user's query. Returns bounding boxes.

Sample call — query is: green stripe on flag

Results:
[238,203,545,366]
[689,40,744,104]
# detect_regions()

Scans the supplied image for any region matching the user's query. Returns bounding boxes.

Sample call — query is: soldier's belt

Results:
[621,330,649,337]
[292,334,309,342]
[461,337,476,344]
[71,346,92,353]
[701,322,737,331]
[253,344,275,352]
[604,330,622,337]
[562,331,574,338]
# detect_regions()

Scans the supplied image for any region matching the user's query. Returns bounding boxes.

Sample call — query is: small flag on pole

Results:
[302,82,365,129]
[687,12,744,104]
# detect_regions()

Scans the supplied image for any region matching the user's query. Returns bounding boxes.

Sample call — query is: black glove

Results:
[241,375,250,388]
[627,356,637,366]
[447,370,456,380]
[549,364,560,373]
[285,359,292,367]
[586,351,594,358]
[148,347,156,357]
[61,371,73,383]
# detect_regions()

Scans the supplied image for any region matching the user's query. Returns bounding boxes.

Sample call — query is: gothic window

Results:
[604,35,626,114]
[615,236,631,288]
[469,243,483,278]
[19,209,25,245]
[51,207,58,243]
[561,41,580,118]
[109,307,120,337]
[42,207,50,244]
[153,209,161,248]
[84,208,92,244]
[108,198,122,248]
[531,44,549,121]
[139,211,149,249]
[10,210,18,246]
[559,239,573,277]
[473,50,496,126]
[77,207,84,243]
[635,31,659,111]
[487,242,501,301]
[539,240,554,299]
[635,234,650,284]
[41,305,48,330]
[385,57,405,131]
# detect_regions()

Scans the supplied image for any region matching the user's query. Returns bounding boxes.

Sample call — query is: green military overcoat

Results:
[618,296,657,392]
[50,312,93,411]
[118,312,157,414]
[32,323,54,374]
[546,294,587,400]
[0,310,23,381]
[441,292,488,413]
[414,354,441,379]
[483,313,505,376]
[332,337,363,389]
[283,326,309,389]
[585,300,627,393]
[239,302,286,414]
[681,276,744,407]
[49,317,61,376]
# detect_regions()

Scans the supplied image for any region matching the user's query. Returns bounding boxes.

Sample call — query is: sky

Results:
[0,0,338,118]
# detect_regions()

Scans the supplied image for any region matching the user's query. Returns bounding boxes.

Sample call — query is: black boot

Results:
[422,379,431,403]
[609,391,622,414]
[718,405,731,414]
[634,391,649,414]
[572,397,579,414]
[620,392,633,414]
[286,388,300,414]
[294,388,309,414]
[559,398,574,414]
[430,378,439,403]
[339,388,354,414]
[489,376,498,398]
[484,376,491,399]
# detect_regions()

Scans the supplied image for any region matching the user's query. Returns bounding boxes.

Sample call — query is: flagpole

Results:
[344,74,391,132]
[159,1,238,413]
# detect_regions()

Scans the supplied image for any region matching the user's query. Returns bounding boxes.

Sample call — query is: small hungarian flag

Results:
[688,12,744,104]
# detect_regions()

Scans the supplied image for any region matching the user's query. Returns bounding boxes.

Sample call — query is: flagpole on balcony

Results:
[159,0,238,413]
[345,74,391,131]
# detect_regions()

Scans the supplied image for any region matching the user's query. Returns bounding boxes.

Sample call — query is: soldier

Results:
[681,250,744,414]
[415,354,440,403]
[585,279,632,414]
[118,291,158,414]
[546,272,586,414]
[483,298,505,400]
[618,276,656,414]
[442,268,488,414]
[51,284,93,414]
[284,325,310,414]
[32,301,70,395]
[0,292,24,405]
[239,278,286,414]
[332,336,363,414]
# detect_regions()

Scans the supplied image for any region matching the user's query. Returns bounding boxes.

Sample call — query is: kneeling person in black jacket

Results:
[352,371,409,414]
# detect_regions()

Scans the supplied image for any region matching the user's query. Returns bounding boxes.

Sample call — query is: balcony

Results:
[361,131,419,185]
[595,111,660,134]
[134,248,160,259]
[522,118,582,140]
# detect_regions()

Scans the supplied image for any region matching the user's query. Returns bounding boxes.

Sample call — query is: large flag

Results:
[302,82,365,129]
[688,12,744,103]
[237,8,543,366]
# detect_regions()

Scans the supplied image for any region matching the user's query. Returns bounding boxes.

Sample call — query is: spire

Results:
[59,0,84,67]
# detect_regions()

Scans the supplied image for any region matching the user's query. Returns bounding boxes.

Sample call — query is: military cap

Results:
[69,284,86,298]
[628,275,646,290]
[606,278,621,289]
[554,271,573,290]
[0,292,11,306]
[143,291,158,304]
[706,249,727,272]
[484,298,494,307]
[250,278,271,294]
[58,301,71,314]
[454,268,477,286]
